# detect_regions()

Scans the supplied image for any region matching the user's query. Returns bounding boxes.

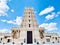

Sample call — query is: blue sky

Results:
[0,0,60,34]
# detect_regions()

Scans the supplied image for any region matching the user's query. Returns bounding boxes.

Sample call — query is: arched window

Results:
[37,42,39,44]
[29,20,30,22]
[1,38,2,40]
[29,24,31,27]
[34,39,36,42]
[21,43,23,45]
[55,37,57,40]
[29,16,30,18]
[7,39,10,43]
[24,39,26,43]
[19,30,20,32]
[28,12,30,14]
[43,42,45,44]
[12,42,15,44]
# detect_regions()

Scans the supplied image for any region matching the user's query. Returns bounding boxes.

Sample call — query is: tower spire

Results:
[20,7,38,28]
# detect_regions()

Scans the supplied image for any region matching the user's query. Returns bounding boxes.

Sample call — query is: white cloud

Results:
[1,16,22,25]
[0,0,10,16]
[11,9,14,12]
[39,22,57,31]
[39,6,54,16]
[55,11,60,17]
[57,11,60,14]
[45,12,60,20]
[56,11,60,17]
[1,20,6,22]
[15,16,22,25]
[45,15,55,20]
[7,20,16,24]
[45,13,55,20]
[39,6,60,20]
[0,28,11,33]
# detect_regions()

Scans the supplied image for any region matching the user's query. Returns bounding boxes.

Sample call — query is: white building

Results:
[0,7,60,45]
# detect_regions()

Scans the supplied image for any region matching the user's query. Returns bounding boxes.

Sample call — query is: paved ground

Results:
[0,43,60,45]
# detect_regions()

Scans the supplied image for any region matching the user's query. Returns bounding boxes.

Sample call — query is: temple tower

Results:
[19,7,42,44]
[20,7,38,28]
[11,7,45,44]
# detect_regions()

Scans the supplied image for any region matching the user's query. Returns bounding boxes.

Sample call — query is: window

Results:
[34,39,36,42]
[52,42,54,43]
[4,36,7,38]
[43,42,45,44]
[19,30,20,32]
[29,16,30,18]
[3,43,5,44]
[7,39,10,43]
[39,30,40,32]
[55,37,57,40]
[46,39,50,42]
[24,39,26,43]
[21,43,23,45]
[58,41,59,43]
[12,42,15,44]
[28,12,30,14]
[29,24,31,27]
[37,42,39,44]
[1,38,2,40]
[29,20,30,22]
[41,37,43,39]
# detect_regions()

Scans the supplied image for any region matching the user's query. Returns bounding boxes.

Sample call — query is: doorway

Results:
[27,31,32,44]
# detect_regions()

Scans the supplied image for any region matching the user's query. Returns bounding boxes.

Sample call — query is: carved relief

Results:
[12,30,20,38]
[39,30,44,39]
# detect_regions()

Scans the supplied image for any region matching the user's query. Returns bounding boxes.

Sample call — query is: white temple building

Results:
[0,7,60,45]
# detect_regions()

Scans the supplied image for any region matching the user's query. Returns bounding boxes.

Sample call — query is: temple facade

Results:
[0,7,60,45]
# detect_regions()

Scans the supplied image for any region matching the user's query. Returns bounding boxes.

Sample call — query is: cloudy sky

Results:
[0,0,60,34]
